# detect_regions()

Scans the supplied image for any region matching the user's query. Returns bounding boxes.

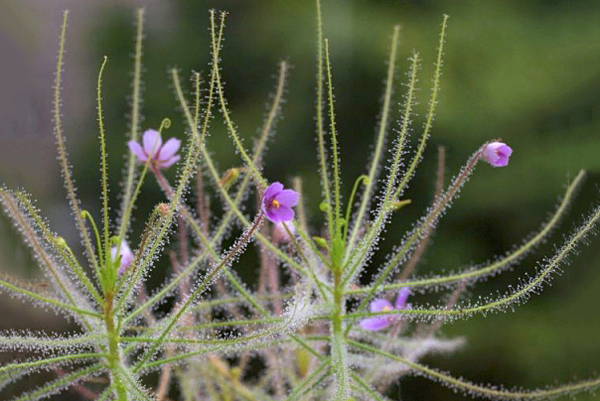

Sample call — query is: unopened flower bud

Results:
[218,168,242,190]
[481,141,512,167]
[157,203,170,217]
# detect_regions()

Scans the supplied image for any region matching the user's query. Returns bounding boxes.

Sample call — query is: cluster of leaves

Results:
[0,2,599,401]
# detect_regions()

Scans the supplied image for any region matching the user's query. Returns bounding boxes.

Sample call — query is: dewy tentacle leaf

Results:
[346,169,586,296]
[350,340,600,400]
[118,8,145,239]
[52,10,100,276]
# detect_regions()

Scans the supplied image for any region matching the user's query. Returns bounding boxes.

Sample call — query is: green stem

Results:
[104,292,128,400]
[331,265,349,400]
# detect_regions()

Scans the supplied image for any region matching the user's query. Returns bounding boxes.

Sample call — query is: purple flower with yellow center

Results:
[261,182,299,223]
[111,241,134,275]
[481,141,512,167]
[128,129,181,169]
[360,288,410,331]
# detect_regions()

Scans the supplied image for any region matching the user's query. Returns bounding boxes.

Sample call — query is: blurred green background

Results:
[1,0,600,400]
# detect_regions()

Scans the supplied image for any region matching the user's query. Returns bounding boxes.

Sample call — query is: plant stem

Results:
[104,291,127,400]
[331,261,349,399]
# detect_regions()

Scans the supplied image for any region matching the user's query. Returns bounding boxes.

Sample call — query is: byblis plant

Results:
[0,2,598,401]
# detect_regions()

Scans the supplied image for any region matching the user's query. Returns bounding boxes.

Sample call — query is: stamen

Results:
[272,199,281,208]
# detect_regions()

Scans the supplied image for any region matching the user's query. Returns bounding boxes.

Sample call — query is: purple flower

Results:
[128,129,181,169]
[360,288,410,331]
[111,241,134,275]
[261,182,299,223]
[481,141,512,167]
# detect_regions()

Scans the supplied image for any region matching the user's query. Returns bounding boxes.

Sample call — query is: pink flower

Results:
[272,222,295,243]
[481,141,512,167]
[128,129,181,169]
[360,288,410,331]
[111,241,134,275]
[261,182,299,223]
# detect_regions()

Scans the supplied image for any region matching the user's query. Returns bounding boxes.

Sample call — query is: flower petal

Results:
[275,189,300,208]
[370,299,393,313]
[276,206,295,222]
[482,141,512,167]
[494,144,512,167]
[142,129,162,157]
[262,182,300,223]
[272,222,295,243]
[394,288,410,309]
[157,138,181,161]
[159,155,180,169]
[263,182,284,202]
[265,205,294,223]
[360,316,392,331]
[128,141,147,162]
[264,208,281,223]
[112,241,134,275]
